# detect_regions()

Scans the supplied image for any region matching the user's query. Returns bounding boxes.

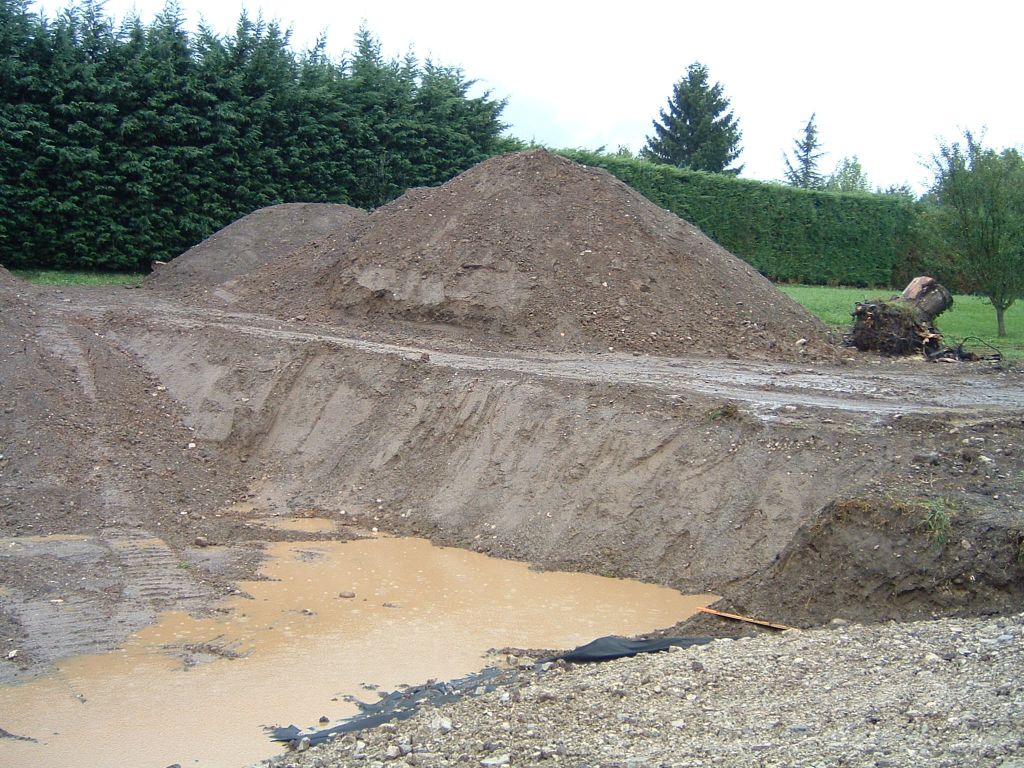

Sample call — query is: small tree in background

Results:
[642,62,743,175]
[783,113,825,189]
[931,131,1024,337]
[826,155,871,192]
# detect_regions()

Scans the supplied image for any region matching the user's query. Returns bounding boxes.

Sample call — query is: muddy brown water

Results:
[0,536,715,768]
[258,516,340,534]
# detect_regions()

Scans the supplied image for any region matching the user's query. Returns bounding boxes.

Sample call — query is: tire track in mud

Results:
[76,299,1024,419]
[0,530,217,684]
[106,528,212,606]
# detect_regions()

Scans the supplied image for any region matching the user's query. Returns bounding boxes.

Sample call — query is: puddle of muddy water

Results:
[257,516,339,534]
[0,537,716,768]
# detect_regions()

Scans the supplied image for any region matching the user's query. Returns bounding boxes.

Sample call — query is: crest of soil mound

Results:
[321,150,835,360]
[148,203,366,293]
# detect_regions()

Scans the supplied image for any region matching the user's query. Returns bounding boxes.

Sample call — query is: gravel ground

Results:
[262,613,1023,768]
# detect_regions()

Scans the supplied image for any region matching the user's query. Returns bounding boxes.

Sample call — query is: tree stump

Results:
[845,277,953,356]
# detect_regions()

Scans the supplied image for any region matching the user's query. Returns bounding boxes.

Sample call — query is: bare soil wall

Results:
[114,311,1024,611]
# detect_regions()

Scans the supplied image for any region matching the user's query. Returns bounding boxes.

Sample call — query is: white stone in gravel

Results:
[480,755,510,766]
[429,714,453,734]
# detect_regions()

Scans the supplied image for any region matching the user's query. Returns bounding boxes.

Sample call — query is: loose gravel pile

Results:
[263,613,1023,768]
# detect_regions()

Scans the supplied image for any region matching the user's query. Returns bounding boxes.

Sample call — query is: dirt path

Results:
[55,289,1024,419]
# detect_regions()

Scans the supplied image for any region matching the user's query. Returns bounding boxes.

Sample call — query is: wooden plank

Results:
[695,606,797,631]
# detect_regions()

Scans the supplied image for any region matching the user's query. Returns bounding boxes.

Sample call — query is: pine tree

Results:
[783,113,826,189]
[642,62,743,175]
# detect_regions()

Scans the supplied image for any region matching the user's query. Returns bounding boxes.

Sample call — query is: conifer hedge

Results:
[0,1,506,272]
[559,150,918,288]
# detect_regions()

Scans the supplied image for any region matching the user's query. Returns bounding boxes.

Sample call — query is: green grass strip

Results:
[11,269,144,286]
[780,284,1024,359]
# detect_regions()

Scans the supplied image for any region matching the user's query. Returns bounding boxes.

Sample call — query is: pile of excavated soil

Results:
[289,150,836,361]
[147,203,366,293]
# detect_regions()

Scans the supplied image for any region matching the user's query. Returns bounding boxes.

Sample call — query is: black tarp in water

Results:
[547,634,713,663]
[270,635,712,746]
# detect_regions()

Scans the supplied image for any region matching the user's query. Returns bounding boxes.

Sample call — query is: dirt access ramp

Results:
[226,150,836,362]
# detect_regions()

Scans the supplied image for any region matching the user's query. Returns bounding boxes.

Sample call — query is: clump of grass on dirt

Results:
[883,492,957,548]
[917,497,956,547]
[779,283,1024,360]
[705,402,740,422]
[11,269,143,286]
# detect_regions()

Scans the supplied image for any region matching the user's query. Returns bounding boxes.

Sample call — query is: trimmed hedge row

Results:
[559,150,918,288]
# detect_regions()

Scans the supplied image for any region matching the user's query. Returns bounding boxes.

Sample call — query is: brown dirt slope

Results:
[0,284,254,678]
[147,202,366,292]
[318,150,835,360]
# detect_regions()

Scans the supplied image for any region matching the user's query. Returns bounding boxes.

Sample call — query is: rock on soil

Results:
[261,612,1024,768]
[241,150,836,361]
[147,202,366,295]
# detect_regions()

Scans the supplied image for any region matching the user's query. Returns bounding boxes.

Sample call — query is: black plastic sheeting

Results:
[269,666,514,747]
[269,635,711,747]
[546,634,713,663]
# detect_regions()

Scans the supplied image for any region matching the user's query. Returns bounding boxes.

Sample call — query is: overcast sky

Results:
[32,0,1024,193]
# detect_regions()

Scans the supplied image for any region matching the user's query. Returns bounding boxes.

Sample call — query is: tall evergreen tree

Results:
[642,62,743,175]
[409,60,506,185]
[0,0,54,265]
[345,26,418,207]
[783,113,826,189]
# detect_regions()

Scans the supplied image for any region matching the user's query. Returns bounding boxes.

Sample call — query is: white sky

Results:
[32,0,1024,193]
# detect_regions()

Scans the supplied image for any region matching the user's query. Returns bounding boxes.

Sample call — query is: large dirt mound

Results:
[148,202,366,292]
[321,150,835,360]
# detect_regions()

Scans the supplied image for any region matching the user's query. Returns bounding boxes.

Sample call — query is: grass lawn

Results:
[11,269,144,286]
[779,284,1024,360]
